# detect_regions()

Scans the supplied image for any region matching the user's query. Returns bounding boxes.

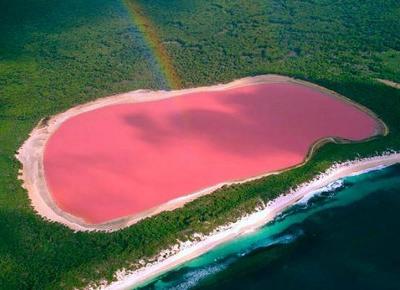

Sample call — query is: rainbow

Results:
[123,0,182,89]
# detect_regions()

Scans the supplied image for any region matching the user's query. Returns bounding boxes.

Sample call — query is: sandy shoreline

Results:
[97,152,400,290]
[16,74,387,232]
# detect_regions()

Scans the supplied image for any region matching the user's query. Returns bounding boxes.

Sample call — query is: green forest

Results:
[0,0,399,289]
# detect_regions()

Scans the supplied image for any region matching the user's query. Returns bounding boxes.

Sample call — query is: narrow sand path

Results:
[377,78,400,89]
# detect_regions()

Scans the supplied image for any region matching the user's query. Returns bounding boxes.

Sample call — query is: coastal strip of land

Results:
[98,152,400,290]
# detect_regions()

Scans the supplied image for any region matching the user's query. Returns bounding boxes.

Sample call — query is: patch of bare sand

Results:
[377,78,400,89]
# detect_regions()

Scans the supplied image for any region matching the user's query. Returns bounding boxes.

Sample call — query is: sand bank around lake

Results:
[97,152,400,290]
[16,75,386,232]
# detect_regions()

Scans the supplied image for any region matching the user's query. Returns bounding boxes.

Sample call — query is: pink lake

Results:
[44,83,378,224]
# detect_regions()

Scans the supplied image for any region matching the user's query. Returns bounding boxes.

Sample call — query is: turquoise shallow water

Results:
[138,163,400,290]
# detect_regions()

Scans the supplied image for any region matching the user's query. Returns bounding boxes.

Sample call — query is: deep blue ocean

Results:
[138,163,400,290]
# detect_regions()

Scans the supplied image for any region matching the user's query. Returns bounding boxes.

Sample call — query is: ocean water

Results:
[138,163,400,290]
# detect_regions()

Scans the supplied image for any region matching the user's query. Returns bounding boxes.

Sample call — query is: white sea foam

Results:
[296,179,344,205]
[264,229,305,247]
[169,263,228,290]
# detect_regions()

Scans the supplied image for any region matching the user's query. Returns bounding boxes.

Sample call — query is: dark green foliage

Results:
[138,0,400,85]
[0,0,400,289]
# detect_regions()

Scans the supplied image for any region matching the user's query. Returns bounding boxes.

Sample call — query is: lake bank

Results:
[17,74,385,232]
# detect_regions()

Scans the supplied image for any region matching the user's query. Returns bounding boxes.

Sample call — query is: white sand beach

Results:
[96,152,400,290]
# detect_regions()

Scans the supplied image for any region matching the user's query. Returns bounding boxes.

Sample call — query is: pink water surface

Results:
[44,83,378,224]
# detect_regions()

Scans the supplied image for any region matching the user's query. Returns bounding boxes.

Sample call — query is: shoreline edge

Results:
[16,74,387,232]
[94,152,400,290]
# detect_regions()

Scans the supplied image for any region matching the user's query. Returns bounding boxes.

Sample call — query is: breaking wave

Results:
[166,263,229,290]
[265,228,305,246]
[154,227,305,290]
[297,179,345,205]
